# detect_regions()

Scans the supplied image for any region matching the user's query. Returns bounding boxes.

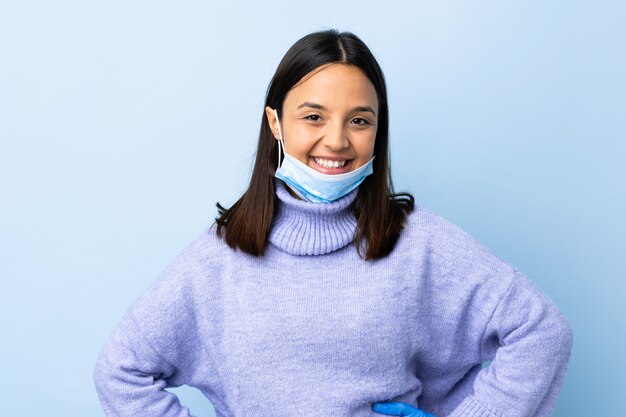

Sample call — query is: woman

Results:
[94,29,573,417]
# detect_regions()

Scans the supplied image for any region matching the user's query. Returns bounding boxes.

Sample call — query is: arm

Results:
[93,307,195,417]
[93,241,206,417]
[447,270,574,417]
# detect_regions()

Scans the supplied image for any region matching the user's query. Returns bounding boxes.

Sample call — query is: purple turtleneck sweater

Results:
[94,179,573,417]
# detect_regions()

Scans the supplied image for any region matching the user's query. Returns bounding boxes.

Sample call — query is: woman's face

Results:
[265,63,378,175]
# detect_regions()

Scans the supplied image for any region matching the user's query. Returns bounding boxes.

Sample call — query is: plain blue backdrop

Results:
[1,1,624,416]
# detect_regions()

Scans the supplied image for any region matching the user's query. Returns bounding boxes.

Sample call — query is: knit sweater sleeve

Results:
[446,268,574,417]
[93,307,195,417]
[93,238,208,417]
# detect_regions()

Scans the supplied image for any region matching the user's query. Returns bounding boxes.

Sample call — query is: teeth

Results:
[314,157,348,169]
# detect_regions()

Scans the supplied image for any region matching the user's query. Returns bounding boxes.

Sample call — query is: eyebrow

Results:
[296,101,377,117]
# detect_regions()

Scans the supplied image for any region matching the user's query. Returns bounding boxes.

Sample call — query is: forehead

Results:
[284,63,378,111]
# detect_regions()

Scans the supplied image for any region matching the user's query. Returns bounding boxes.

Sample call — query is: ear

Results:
[265,106,281,141]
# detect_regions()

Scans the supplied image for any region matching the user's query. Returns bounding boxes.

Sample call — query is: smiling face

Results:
[265,63,378,175]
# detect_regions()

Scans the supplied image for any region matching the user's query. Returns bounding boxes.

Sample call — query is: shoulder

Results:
[401,204,484,250]
[159,223,228,274]
[132,223,232,308]
[399,205,519,284]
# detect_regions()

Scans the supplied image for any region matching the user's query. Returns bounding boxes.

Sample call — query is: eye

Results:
[352,117,371,125]
[305,115,321,121]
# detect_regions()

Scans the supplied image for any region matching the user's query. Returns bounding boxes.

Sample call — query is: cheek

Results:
[356,133,376,158]
[283,126,317,156]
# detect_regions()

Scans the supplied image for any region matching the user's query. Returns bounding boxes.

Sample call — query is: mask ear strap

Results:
[274,108,284,168]
[277,138,284,169]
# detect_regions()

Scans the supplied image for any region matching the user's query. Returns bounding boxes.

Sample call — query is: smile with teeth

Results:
[313,157,350,169]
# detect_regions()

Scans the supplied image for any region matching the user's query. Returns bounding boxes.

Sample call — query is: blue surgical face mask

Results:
[272,108,375,204]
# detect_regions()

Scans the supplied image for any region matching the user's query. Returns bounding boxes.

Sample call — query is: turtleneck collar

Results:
[268,179,358,256]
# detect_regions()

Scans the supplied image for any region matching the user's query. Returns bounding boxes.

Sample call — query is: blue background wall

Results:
[1,1,624,416]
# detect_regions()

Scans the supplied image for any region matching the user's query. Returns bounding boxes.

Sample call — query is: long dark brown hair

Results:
[214,29,414,260]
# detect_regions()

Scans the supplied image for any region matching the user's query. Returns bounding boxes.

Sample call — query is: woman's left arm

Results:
[448,269,574,417]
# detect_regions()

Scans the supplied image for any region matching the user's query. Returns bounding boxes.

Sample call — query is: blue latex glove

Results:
[372,401,436,417]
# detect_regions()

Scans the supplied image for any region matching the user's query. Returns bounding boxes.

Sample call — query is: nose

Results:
[322,121,350,151]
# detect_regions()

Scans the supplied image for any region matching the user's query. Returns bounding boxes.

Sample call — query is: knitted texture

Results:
[94,179,573,417]
[269,181,358,255]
